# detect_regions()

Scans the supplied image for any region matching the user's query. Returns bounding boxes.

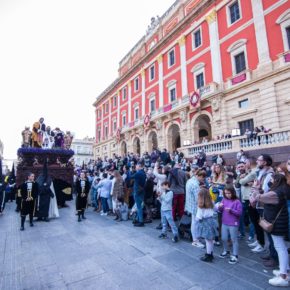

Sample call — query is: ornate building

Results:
[71,137,94,166]
[94,0,290,159]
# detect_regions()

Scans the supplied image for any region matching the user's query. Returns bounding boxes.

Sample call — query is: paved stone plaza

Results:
[0,201,282,290]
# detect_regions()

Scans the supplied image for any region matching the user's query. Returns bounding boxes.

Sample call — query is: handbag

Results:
[259,206,284,233]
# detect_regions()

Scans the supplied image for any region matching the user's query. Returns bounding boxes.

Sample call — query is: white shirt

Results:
[196,208,214,220]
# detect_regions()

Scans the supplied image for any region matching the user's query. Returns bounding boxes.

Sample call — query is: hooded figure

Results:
[35,159,54,221]
[0,159,7,214]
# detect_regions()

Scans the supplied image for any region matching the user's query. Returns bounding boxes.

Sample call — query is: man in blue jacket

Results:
[131,162,146,227]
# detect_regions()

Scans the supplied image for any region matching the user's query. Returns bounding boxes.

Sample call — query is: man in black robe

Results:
[35,160,54,221]
[0,159,7,215]
[19,173,38,230]
[75,172,90,222]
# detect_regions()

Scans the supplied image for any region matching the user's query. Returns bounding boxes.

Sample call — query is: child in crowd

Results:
[217,185,242,264]
[157,181,179,243]
[115,196,128,221]
[196,187,218,262]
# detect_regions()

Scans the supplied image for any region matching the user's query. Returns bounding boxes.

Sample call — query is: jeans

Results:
[161,210,178,236]
[248,206,265,246]
[239,201,255,238]
[191,215,197,240]
[267,232,279,262]
[272,234,289,275]
[134,193,144,223]
[91,189,97,208]
[101,197,109,213]
[221,225,239,256]
[288,201,290,239]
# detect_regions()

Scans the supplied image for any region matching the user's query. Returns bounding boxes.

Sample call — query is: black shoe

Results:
[172,236,179,243]
[134,222,144,227]
[159,233,167,239]
[20,226,24,231]
[30,223,34,227]
[44,217,49,222]
[200,253,213,263]
[156,223,162,230]
[78,216,81,222]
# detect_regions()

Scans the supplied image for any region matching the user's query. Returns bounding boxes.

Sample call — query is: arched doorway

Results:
[133,137,141,155]
[148,131,158,152]
[193,115,212,143]
[167,123,181,153]
[120,141,127,156]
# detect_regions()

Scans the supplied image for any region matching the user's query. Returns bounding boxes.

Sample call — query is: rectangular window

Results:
[150,98,156,112]
[196,73,204,89]
[229,1,240,24]
[122,115,126,126]
[113,120,117,131]
[286,26,290,50]
[239,99,249,109]
[194,29,201,48]
[134,77,139,91]
[234,51,246,74]
[105,103,109,113]
[122,87,127,100]
[135,108,139,120]
[149,65,155,81]
[113,96,117,107]
[239,119,254,135]
[168,49,175,67]
[105,126,108,138]
[169,87,176,102]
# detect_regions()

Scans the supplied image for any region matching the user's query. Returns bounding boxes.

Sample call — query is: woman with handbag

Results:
[251,174,290,287]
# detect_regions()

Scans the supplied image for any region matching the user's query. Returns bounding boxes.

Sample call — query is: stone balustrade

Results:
[180,128,290,157]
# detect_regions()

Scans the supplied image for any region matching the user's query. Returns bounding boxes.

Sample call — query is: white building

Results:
[0,139,3,159]
[71,137,95,166]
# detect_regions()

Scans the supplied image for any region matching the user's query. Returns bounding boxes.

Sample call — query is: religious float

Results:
[16,118,75,207]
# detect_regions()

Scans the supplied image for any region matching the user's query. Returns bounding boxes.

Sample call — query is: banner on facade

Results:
[143,114,151,128]
[189,91,200,107]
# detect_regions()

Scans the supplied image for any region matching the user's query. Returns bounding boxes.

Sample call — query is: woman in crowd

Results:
[252,174,290,287]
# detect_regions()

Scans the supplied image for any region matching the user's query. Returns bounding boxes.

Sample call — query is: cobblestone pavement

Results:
[0,200,282,290]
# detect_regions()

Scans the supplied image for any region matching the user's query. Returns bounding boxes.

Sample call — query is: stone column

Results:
[206,10,223,85]
[178,35,188,97]
[251,0,271,71]
[157,55,164,108]
[141,69,146,116]
[101,105,104,141]
[108,99,112,136]
[128,82,132,123]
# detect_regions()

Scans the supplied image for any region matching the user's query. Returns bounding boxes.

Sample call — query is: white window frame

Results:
[149,96,156,113]
[191,63,205,91]
[122,86,127,101]
[227,39,248,76]
[134,77,139,92]
[226,0,242,27]
[113,118,117,132]
[149,64,155,82]
[276,9,290,51]
[167,80,177,103]
[192,26,203,51]
[238,99,249,109]
[134,107,139,120]
[168,47,176,68]
[122,113,126,126]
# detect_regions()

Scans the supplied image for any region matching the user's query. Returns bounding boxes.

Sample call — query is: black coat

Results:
[264,184,290,237]
[20,181,39,216]
[75,178,90,211]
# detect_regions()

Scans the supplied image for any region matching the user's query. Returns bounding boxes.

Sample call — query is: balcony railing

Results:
[180,129,290,157]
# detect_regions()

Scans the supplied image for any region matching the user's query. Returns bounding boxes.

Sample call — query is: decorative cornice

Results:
[205,9,217,24]
[178,35,186,46]
[157,54,163,64]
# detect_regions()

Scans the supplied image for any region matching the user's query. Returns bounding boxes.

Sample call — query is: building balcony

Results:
[226,69,252,89]
[180,128,290,158]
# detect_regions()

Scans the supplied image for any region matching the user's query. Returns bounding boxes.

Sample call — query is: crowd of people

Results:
[73,150,290,287]
[1,148,290,287]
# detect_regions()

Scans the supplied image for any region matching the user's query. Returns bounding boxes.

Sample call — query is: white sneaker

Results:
[248,240,258,248]
[269,275,289,287]
[228,255,238,265]
[251,244,265,253]
[192,241,205,248]
[273,270,290,281]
